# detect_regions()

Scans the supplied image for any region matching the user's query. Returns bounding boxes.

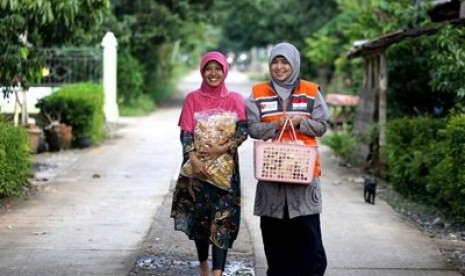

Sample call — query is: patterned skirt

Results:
[170,175,241,250]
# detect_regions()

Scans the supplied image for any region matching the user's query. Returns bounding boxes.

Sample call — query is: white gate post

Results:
[101,31,119,122]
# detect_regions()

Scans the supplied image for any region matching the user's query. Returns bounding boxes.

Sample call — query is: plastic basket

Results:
[253,117,317,184]
[254,140,317,184]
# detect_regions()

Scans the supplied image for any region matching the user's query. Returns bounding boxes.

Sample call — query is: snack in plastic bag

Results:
[181,109,237,190]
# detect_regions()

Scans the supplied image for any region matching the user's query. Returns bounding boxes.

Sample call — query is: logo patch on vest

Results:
[260,101,278,113]
[292,98,307,110]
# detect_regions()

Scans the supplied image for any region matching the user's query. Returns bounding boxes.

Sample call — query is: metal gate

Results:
[37,47,102,87]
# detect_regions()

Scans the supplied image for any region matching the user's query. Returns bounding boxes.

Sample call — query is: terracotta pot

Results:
[59,124,72,150]
[26,124,43,154]
[44,123,73,151]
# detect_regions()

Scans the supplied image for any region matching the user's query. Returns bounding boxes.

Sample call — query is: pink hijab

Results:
[178,51,246,132]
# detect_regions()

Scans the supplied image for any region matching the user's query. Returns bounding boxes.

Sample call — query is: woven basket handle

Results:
[276,116,298,142]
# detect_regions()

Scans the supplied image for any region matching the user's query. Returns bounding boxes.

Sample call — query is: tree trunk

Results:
[317,66,329,94]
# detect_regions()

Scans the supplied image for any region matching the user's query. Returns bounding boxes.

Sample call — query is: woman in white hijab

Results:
[246,42,330,276]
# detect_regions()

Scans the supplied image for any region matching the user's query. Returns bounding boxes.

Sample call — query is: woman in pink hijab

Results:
[171,51,248,276]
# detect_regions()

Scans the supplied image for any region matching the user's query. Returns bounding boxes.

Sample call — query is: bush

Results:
[119,94,156,116]
[321,129,357,161]
[386,116,445,198]
[426,113,465,223]
[0,122,32,197]
[144,43,178,104]
[386,113,465,224]
[36,82,105,145]
[117,52,144,104]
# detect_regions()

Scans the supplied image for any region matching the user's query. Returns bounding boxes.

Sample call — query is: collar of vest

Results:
[269,79,301,91]
[253,80,318,99]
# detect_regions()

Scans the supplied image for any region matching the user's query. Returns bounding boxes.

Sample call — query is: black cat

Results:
[364,175,377,205]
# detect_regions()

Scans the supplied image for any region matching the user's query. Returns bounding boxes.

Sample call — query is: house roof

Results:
[346,17,465,59]
[325,94,359,106]
[429,0,462,22]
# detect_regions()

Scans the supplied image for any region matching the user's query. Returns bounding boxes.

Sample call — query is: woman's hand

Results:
[273,117,286,130]
[290,115,305,128]
[188,151,209,178]
[197,141,230,161]
[273,116,305,130]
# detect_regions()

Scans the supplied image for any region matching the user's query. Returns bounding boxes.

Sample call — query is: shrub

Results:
[36,82,105,145]
[321,129,357,161]
[0,122,32,197]
[426,113,465,223]
[117,52,144,104]
[386,116,445,198]
[119,94,156,116]
[386,113,465,224]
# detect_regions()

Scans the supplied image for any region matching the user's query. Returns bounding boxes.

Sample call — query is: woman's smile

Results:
[203,61,225,87]
[270,56,292,82]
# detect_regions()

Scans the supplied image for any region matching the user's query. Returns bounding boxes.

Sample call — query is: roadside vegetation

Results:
[0,122,31,197]
[306,1,465,229]
[1,0,465,243]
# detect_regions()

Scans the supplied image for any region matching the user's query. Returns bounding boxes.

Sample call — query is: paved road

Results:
[0,70,461,276]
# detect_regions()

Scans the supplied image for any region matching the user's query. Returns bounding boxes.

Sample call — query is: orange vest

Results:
[252,80,322,176]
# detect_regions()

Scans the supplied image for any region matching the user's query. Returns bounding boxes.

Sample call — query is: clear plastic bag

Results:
[181,109,237,190]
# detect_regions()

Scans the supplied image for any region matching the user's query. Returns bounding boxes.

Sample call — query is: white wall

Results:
[0,87,56,114]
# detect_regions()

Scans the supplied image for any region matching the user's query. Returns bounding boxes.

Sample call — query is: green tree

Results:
[219,0,337,52]
[305,0,432,95]
[217,0,338,78]
[0,0,109,104]
[430,25,465,100]
[108,0,222,104]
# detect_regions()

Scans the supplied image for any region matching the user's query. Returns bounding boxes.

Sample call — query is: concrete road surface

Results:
[0,70,460,276]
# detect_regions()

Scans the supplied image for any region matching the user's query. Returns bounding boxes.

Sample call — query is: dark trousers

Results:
[260,212,327,276]
[195,239,228,271]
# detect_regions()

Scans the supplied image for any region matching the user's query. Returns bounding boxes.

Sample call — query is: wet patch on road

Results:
[129,253,255,276]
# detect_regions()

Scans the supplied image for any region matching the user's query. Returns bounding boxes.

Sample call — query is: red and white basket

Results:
[253,117,317,184]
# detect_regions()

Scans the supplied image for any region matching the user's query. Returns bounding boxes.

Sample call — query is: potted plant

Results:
[62,100,94,148]
[54,83,105,148]
[25,121,43,154]
[35,83,105,149]
[35,98,73,151]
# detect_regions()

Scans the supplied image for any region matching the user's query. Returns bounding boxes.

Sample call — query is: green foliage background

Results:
[0,0,109,92]
[386,112,465,224]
